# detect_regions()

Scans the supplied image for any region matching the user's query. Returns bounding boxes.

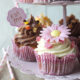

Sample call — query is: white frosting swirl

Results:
[35,38,76,57]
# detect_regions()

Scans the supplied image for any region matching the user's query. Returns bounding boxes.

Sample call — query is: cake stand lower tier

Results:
[7,48,80,80]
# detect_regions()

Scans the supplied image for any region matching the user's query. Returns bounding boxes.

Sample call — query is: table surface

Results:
[0,64,44,80]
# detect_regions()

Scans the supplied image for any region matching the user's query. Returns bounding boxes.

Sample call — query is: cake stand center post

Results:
[45,5,47,16]
[63,5,67,26]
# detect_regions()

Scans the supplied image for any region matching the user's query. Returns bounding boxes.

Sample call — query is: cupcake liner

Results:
[18,0,33,3]
[12,41,36,61]
[35,52,76,75]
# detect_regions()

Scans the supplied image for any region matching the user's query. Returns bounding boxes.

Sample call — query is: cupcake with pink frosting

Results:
[35,24,77,75]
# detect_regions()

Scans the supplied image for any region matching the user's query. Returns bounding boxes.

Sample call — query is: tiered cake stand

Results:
[10,1,80,80]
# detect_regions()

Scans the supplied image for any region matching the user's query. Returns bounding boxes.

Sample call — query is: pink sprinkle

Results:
[45,42,53,49]
[47,39,50,42]
[36,36,41,41]
[71,41,75,48]
[59,40,64,43]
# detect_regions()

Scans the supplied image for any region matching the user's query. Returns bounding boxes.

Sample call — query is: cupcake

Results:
[59,14,80,62]
[13,15,42,61]
[59,14,80,37]
[35,24,77,75]
[35,14,52,27]
[19,0,33,3]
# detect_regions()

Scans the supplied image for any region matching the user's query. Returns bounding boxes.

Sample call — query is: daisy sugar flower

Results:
[39,24,71,49]
[40,24,71,43]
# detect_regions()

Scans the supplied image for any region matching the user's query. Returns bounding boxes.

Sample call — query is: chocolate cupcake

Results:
[59,14,80,62]
[59,14,80,37]
[13,15,42,61]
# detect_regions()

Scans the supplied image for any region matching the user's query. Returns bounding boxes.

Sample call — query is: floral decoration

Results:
[40,24,71,43]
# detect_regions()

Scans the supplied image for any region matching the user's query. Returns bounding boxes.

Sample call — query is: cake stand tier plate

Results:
[7,48,80,80]
[17,1,80,6]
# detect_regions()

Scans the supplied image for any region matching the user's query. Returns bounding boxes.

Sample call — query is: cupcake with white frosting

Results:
[35,24,77,75]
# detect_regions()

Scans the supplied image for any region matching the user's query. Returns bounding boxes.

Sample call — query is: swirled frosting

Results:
[35,38,76,57]
[15,16,42,48]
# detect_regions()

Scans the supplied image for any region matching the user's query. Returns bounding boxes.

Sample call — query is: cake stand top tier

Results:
[17,1,80,6]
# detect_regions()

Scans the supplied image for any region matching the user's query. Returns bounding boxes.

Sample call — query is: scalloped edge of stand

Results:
[18,1,80,6]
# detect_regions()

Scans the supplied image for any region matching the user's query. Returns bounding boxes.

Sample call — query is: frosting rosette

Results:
[35,38,76,57]
[15,15,42,48]
[35,24,77,75]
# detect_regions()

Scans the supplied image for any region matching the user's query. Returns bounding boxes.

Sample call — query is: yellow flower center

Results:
[51,30,61,37]
[24,21,29,25]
